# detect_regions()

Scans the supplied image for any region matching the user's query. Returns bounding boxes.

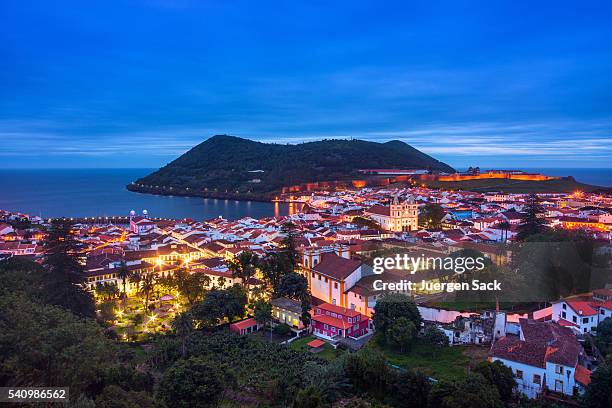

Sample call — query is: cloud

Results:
[1,118,611,168]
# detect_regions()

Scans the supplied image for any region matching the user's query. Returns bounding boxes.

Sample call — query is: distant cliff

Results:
[128,135,455,200]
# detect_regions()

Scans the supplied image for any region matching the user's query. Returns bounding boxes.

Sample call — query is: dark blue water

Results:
[0,169,297,220]
[1,168,610,219]
[457,168,612,187]
[522,168,612,187]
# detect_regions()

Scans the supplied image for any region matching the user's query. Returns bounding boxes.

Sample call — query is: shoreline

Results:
[126,183,276,203]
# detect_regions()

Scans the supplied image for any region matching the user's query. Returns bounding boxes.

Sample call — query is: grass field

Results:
[289,336,343,361]
[414,177,606,193]
[368,340,488,381]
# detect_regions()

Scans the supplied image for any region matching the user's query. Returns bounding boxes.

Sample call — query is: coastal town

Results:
[2,174,611,407]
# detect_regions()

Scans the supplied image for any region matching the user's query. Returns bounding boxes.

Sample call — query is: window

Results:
[562,311,567,319]
[324,324,328,329]
[583,318,588,324]
[316,308,321,314]
[516,370,523,379]
[325,277,328,283]
[348,317,352,324]
[334,282,338,289]
[311,272,315,278]
[562,303,566,310]
[331,327,336,332]
[555,365,563,375]
[533,374,541,385]
[572,316,577,323]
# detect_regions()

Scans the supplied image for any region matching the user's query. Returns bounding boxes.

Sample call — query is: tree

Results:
[512,229,607,301]
[227,250,260,290]
[345,350,393,400]
[428,374,503,408]
[117,261,132,302]
[280,221,300,270]
[192,285,247,328]
[0,294,117,397]
[420,203,445,228]
[225,284,248,322]
[278,272,309,300]
[192,291,225,328]
[351,216,382,231]
[138,272,156,311]
[516,193,548,241]
[373,293,421,345]
[261,252,293,296]
[497,220,511,243]
[173,269,210,305]
[253,299,272,339]
[472,361,516,402]
[422,325,448,356]
[388,369,431,408]
[94,385,155,408]
[583,364,612,408]
[277,272,311,327]
[42,219,94,317]
[294,386,324,408]
[387,317,415,352]
[156,357,225,408]
[595,317,612,357]
[95,282,120,301]
[171,312,194,357]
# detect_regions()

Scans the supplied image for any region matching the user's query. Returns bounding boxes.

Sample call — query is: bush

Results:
[273,323,291,335]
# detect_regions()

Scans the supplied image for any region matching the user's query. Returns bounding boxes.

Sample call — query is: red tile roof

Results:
[365,204,390,217]
[312,314,351,329]
[307,339,326,348]
[490,319,581,368]
[317,302,361,317]
[566,300,598,316]
[230,318,258,330]
[312,253,361,280]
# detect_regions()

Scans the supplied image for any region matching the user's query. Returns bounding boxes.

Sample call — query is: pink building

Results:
[311,302,369,340]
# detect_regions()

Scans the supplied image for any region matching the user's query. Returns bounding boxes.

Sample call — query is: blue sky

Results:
[1,0,612,169]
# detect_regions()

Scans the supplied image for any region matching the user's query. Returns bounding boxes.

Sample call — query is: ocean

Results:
[0,169,299,220]
[0,168,610,219]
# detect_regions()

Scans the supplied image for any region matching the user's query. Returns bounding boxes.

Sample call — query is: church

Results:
[364,195,418,232]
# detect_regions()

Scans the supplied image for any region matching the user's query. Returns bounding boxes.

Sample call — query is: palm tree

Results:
[139,272,156,311]
[95,282,120,301]
[498,221,511,243]
[117,261,132,303]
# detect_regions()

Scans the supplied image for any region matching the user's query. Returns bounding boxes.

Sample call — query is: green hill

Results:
[419,177,608,194]
[127,135,455,200]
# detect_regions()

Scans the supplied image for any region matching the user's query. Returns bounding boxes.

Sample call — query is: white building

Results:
[364,195,418,232]
[490,319,590,399]
[551,292,612,334]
